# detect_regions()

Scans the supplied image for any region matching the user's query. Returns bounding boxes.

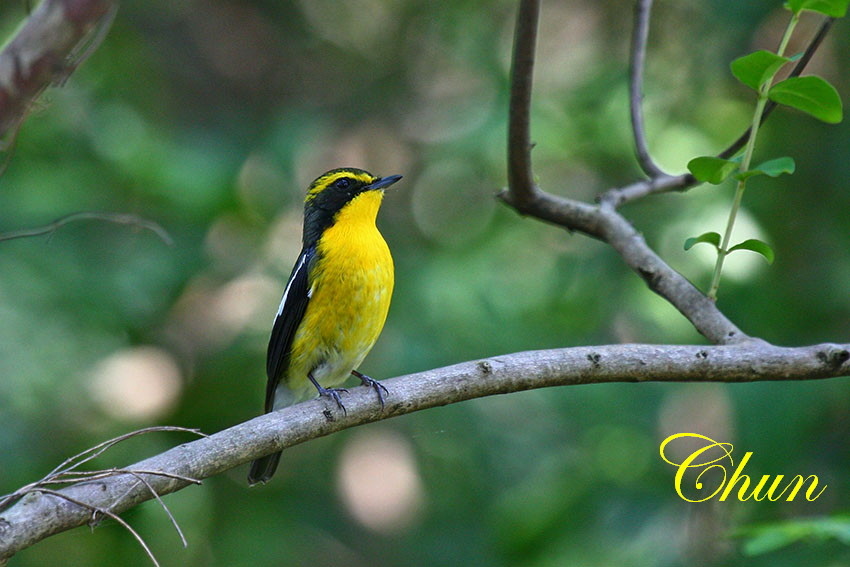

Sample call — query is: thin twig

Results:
[600,16,836,206]
[46,427,204,478]
[41,469,203,488]
[629,0,667,178]
[31,489,161,567]
[53,4,118,87]
[0,427,204,511]
[116,472,190,548]
[9,468,200,549]
[0,212,174,246]
[597,172,693,207]
[0,429,204,562]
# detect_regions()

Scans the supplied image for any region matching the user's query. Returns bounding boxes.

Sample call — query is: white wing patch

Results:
[275,252,310,319]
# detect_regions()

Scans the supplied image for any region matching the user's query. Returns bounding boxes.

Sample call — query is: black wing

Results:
[264,245,315,412]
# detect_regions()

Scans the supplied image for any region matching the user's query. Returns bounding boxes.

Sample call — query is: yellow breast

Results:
[286,191,394,399]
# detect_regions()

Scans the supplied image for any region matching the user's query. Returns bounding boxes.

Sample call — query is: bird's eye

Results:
[334,178,352,190]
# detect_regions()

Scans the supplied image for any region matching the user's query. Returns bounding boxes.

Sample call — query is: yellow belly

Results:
[284,212,393,401]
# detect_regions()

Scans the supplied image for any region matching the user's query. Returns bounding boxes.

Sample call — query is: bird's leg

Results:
[351,369,388,409]
[308,371,348,414]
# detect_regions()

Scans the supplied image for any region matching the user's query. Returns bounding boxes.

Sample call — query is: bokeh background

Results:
[1,1,849,565]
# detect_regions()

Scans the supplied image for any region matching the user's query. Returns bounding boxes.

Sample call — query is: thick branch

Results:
[0,0,116,140]
[499,186,747,343]
[1,342,848,560]
[596,201,747,343]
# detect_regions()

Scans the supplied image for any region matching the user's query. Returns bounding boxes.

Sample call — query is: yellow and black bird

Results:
[248,167,402,485]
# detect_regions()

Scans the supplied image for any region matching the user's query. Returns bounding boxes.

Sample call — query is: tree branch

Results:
[506,0,541,208]
[597,172,694,208]
[0,0,117,141]
[596,201,748,343]
[1,342,848,561]
[629,0,667,178]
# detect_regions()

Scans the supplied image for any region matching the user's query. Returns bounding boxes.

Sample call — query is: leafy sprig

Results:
[685,0,846,299]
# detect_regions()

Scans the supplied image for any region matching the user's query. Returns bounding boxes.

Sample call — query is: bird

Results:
[248,167,402,485]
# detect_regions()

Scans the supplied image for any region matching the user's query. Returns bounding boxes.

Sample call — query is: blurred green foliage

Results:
[1,1,849,566]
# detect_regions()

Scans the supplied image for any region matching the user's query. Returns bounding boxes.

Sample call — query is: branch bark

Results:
[1,342,848,561]
[0,0,117,140]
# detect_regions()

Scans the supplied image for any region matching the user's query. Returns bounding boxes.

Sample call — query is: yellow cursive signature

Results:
[659,433,826,503]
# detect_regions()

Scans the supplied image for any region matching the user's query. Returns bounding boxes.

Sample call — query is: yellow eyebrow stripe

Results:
[305,169,376,202]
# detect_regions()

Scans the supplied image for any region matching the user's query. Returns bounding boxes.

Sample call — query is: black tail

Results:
[248,451,282,486]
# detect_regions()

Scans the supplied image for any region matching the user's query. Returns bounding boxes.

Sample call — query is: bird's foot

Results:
[317,386,349,414]
[351,370,388,409]
[308,371,349,414]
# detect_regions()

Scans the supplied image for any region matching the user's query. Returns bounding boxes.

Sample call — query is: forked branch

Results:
[501,0,748,344]
[602,15,836,206]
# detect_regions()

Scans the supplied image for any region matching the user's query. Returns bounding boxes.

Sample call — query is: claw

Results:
[308,371,349,415]
[351,370,388,409]
[318,386,349,415]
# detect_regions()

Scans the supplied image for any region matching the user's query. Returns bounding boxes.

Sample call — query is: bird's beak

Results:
[366,174,403,191]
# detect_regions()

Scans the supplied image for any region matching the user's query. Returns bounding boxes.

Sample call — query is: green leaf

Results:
[728,239,775,264]
[684,232,721,251]
[731,51,790,90]
[735,516,850,556]
[786,0,849,17]
[736,157,796,181]
[741,528,801,556]
[687,156,739,185]
[769,76,844,124]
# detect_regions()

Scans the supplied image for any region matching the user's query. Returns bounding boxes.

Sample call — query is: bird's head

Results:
[302,168,402,245]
